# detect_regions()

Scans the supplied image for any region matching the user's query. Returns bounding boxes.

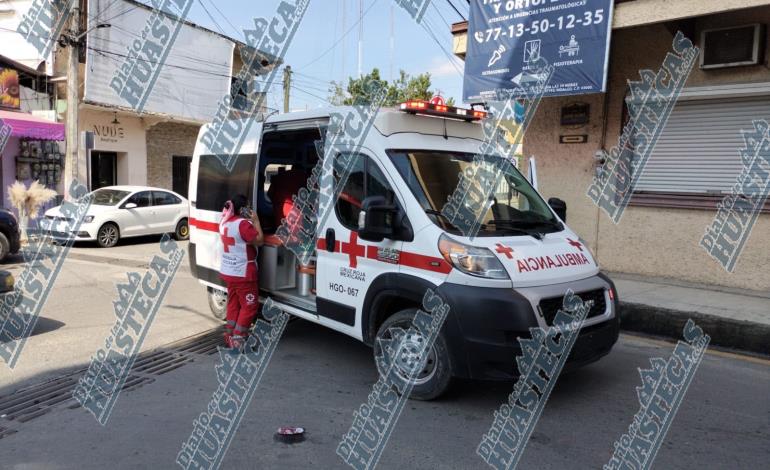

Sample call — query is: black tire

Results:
[175,218,189,241]
[373,308,453,401]
[96,223,119,248]
[0,232,9,262]
[207,286,227,320]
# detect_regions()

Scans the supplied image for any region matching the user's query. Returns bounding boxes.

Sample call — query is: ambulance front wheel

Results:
[207,287,227,320]
[374,309,452,401]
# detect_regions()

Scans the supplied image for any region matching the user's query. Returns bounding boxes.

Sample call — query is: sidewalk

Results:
[610,272,770,356]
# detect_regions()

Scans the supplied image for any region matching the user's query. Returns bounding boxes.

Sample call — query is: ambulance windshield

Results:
[388,150,562,237]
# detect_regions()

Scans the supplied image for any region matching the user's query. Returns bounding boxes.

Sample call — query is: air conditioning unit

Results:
[700,24,766,69]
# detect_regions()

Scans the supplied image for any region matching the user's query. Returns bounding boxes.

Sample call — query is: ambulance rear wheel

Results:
[374,309,452,401]
[208,287,227,320]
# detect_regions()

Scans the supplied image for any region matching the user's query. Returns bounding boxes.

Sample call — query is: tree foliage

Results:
[329,68,454,107]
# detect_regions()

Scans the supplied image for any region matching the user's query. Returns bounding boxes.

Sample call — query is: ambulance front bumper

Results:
[434,272,619,381]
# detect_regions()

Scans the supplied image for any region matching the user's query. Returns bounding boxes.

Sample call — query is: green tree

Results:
[328,68,454,107]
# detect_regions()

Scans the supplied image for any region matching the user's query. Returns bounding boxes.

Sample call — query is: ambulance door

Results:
[188,124,262,289]
[315,152,403,340]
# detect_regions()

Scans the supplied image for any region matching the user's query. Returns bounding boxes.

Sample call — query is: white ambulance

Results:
[188,100,619,399]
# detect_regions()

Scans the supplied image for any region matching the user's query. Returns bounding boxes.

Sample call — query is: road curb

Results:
[619,301,770,356]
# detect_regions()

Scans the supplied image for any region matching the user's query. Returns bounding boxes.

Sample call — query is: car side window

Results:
[152,191,180,206]
[127,191,152,208]
[334,154,397,231]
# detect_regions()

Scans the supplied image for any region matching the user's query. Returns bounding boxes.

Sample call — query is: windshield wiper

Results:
[515,219,564,231]
[425,209,459,229]
[483,221,543,239]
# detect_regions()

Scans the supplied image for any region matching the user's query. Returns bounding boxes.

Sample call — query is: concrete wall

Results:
[524,7,770,290]
[145,122,199,190]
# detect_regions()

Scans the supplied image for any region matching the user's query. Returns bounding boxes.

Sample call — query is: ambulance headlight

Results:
[438,234,509,279]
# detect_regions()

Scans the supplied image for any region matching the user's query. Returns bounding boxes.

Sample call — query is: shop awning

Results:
[0,110,65,141]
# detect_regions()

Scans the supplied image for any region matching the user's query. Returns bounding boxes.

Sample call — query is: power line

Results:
[298,0,379,70]
[446,0,467,21]
[204,0,243,39]
[197,0,227,36]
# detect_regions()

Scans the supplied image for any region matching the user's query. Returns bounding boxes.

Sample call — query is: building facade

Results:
[453,0,770,290]
[2,0,274,198]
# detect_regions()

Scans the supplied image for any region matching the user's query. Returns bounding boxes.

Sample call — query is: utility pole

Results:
[389,4,394,81]
[64,1,81,194]
[357,0,363,77]
[282,65,292,113]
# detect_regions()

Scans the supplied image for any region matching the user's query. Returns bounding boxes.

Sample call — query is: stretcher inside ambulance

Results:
[187,100,619,400]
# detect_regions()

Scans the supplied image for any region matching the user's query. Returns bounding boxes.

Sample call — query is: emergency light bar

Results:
[399,100,487,122]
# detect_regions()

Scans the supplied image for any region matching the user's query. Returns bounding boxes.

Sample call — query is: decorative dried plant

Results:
[8,180,57,242]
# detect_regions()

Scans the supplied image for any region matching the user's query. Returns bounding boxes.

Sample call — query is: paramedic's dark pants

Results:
[225,281,259,338]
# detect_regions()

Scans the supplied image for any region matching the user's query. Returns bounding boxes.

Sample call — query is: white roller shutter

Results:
[634,96,770,194]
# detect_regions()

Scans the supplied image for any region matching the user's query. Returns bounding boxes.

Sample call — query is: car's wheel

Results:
[373,308,452,401]
[0,232,9,262]
[207,286,227,320]
[175,218,189,241]
[96,223,120,248]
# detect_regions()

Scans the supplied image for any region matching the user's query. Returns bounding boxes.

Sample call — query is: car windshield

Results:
[91,189,130,206]
[388,150,562,237]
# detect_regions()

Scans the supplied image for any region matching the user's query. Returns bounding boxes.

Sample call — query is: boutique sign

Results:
[464,0,614,101]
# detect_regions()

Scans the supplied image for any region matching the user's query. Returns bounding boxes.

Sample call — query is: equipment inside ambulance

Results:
[188,100,619,400]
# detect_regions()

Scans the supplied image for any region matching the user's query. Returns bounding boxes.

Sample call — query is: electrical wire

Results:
[446,0,467,21]
[297,0,379,70]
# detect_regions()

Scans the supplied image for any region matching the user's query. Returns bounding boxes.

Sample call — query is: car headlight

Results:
[84,216,95,223]
[438,234,509,279]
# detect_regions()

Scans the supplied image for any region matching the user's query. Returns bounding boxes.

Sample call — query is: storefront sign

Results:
[93,123,125,144]
[464,0,614,101]
[0,68,20,110]
[561,102,590,126]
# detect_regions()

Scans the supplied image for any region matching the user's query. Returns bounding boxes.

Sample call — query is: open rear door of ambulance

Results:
[188,122,263,291]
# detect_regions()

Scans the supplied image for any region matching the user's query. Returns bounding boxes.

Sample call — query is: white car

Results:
[43,186,189,248]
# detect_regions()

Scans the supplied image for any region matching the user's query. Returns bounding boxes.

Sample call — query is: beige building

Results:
[453,0,770,290]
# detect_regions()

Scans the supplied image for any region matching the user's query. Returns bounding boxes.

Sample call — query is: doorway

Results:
[172,155,192,198]
[91,151,117,190]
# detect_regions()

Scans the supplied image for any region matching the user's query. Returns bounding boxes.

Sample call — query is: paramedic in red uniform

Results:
[219,194,264,350]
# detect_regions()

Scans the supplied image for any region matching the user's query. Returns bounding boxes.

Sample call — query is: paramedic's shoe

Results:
[223,332,233,349]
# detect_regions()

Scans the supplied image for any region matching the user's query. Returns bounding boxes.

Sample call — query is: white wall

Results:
[79,108,147,188]
[84,0,235,123]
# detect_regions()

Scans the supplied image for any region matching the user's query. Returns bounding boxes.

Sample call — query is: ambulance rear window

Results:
[196,153,257,211]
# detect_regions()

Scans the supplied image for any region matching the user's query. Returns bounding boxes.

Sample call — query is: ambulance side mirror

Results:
[548,197,567,222]
[358,196,397,242]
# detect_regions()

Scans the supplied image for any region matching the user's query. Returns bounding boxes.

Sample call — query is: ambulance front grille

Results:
[538,288,607,327]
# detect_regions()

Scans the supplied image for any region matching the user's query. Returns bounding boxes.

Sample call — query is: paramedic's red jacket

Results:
[219,216,259,284]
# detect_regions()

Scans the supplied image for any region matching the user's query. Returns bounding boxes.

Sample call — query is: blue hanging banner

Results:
[463,0,614,102]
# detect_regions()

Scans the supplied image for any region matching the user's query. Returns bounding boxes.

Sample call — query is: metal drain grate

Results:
[0,327,225,436]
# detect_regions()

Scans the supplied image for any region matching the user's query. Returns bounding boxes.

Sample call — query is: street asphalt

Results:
[0,238,767,469]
